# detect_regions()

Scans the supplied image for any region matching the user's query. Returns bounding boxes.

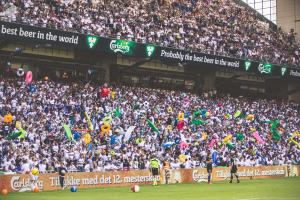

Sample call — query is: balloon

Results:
[250,127,256,132]
[70,186,77,192]
[111,91,116,99]
[212,152,218,163]
[201,132,207,141]
[177,120,184,130]
[246,114,255,121]
[178,154,186,163]
[163,142,175,149]
[224,113,231,119]
[29,85,36,93]
[73,132,81,141]
[184,111,190,118]
[167,107,173,113]
[4,114,13,123]
[178,112,184,121]
[175,137,181,144]
[102,115,112,124]
[209,139,217,148]
[167,125,172,131]
[25,71,33,84]
[205,111,210,117]
[83,133,91,144]
[101,123,111,134]
[223,134,232,144]
[252,131,265,144]
[179,141,188,150]
[101,87,110,97]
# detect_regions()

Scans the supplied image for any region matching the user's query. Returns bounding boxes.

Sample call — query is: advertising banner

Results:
[0,21,299,78]
[166,165,288,184]
[0,165,295,192]
[0,170,157,192]
[0,21,82,47]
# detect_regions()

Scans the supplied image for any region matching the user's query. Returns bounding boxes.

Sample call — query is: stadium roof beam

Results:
[122,57,151,71]
[229,75,242,80]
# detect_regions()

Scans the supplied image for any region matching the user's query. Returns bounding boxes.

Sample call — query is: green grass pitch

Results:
[2,177,300,200]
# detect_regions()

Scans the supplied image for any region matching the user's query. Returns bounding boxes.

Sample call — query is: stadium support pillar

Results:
[101,56,115,83]
[202,70,216,92]
[288,82,300,102]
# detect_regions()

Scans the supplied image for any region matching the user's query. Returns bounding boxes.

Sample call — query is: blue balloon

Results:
[70,186,77,192]
[73,132,81,141]
[184,112,190,118]
[110,135,117,145]
[29,85,36,93]
[212,151,218,163]
[163,142,175,149]
[175,137,181,144]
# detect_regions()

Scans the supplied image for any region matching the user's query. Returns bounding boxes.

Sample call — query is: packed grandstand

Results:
[0,0,299,67]
[0,0,299,175]
[0,78,299,173]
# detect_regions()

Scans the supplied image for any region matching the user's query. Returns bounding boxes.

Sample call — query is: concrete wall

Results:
[277,0,300,42]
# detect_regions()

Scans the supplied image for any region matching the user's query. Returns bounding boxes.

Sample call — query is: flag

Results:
[234,111,241,118]
[114,107,121,118]
[7,131,22,140]
[124,126,136,142]
[147,119,159,133]
[236,133,244,141]
[268,120,281,141]
[192,119,204,125]
[84,112,94,131]
[18,128,27,139]
[63,124,73,141]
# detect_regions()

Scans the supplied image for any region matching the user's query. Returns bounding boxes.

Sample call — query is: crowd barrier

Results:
[0,165,298,192]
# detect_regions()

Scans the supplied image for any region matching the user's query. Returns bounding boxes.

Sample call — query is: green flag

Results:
[7,131,22,140]
[114,107,121,118]
[226,142,235,150]
[268,120,281,141]
[234,111,241,118]
[63,124,73,140]
[147,119,159,133]
[18,128,27,139]
[192,119,204,125]
[236,133,244,141]
[192,111,204,126]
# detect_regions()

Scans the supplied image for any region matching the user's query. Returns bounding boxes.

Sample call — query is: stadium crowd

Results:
[0,77,299,174]
[0,0,299,67]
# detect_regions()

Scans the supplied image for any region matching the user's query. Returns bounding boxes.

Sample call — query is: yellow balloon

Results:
[178,154,186,163]
[101,123,111,134]
[178,112,184,121]
[84,134,91,145]
[167,107,173,113]
[201,132,207,140]
[246,114,255,121]
[223,134,232,144]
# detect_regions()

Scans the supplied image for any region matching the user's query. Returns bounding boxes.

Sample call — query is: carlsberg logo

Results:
[146,45,155,57]
[281,67,287,76]
[110,40,130,54]
[258,63,272,74]
[86,35,99,49]
[244,60,252,71]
